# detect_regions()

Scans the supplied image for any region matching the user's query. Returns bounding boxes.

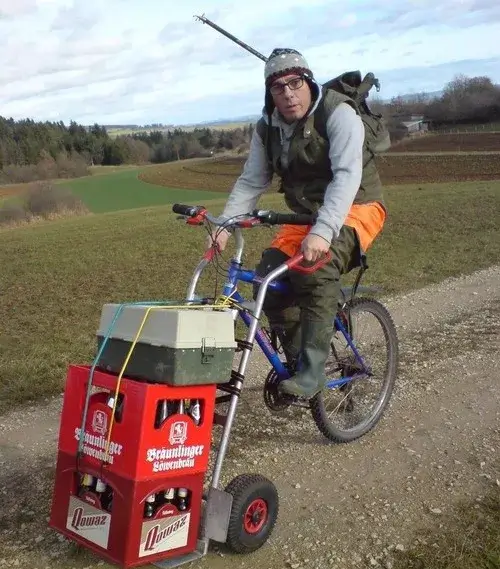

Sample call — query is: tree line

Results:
[374,74,500,141]
[0,116,255,184]
[0,74,498,184]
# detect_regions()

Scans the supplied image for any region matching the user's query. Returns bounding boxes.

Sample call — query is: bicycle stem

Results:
[232,228,245,264]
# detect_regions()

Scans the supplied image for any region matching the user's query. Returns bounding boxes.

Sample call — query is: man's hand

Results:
[301,233,330,262]
[206,228,231,252]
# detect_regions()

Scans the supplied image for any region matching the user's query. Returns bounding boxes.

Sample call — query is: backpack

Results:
[316,70,391,156]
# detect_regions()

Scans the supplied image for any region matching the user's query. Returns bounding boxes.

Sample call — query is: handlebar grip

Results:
[252,210,316,225]
[172,204,202,216]
[272,213,315,225]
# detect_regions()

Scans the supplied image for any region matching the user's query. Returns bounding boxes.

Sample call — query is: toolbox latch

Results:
[201,337,216,364]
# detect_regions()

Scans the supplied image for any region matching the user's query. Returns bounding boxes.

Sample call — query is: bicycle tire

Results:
[310,297,399,444]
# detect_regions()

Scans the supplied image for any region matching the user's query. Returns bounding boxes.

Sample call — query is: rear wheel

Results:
[224,473,279,554]
[311,297,399,443]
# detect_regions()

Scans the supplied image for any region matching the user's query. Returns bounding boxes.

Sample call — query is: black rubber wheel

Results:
[310,297,399,443]
[224,473,279,554]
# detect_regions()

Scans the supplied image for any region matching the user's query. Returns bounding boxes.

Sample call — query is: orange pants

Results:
[270,202,386,257]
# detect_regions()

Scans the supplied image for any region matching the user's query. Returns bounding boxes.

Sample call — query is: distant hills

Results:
[103,90,444,134]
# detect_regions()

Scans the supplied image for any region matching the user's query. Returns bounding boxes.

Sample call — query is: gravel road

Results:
[0,265,499,569]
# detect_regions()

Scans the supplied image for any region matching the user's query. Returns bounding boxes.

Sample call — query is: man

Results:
[207,48,386,398]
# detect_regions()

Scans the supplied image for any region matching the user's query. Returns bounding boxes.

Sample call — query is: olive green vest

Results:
[256,89,384,215]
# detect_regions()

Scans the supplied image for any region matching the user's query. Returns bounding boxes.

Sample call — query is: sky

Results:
[1,0,499,126]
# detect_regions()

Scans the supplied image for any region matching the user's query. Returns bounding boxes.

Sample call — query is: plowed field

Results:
[389,132,500,152]
[139,153,500,191]
[0,183,31,198]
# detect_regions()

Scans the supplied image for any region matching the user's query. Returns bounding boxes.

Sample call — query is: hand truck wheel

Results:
[224,473,279,554]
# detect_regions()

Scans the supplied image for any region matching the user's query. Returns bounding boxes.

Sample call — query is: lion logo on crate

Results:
[169,421,188,445]
[92,410,108,436]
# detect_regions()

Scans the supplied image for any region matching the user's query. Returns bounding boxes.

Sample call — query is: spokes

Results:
[310,298,399,443]
[324,309,388,429]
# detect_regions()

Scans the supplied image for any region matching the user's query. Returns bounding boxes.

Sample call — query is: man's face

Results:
[270,74,312,123]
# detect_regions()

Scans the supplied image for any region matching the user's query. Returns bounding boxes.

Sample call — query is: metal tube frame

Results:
[183,225,289,490]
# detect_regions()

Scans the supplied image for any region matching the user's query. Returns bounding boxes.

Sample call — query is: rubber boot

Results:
[272,321,301,370]
[265,304,301,369]
[279,319,333,398]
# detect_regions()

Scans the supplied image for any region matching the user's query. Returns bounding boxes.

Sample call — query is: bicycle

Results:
[168,204,399,553]
[172,200,399,462]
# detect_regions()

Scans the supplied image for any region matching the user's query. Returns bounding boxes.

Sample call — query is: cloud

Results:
[378,57,500,98]
[51,0,99,34]
[0,0,499,125]
[0,0,36,19]
[158,21,197,44]
[370,0,500,32]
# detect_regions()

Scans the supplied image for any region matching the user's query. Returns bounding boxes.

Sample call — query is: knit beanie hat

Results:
[263,48,319,117]
[264,48,314,88]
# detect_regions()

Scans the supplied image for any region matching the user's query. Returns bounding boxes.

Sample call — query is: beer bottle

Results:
[163,488,175,504]
[188,399,201,425]
[95,479,107,493]
[95,479,109,510]
[177,488,189,511]
[81,473,94,490]
[155,399,169,428]
[101,486,114,512]
[144,494,156,518]
[107,392,124,422]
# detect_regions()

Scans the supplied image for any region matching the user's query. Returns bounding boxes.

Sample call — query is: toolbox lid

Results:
[97,303,237,349]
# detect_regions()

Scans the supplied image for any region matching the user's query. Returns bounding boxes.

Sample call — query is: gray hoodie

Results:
[221,83,365,244]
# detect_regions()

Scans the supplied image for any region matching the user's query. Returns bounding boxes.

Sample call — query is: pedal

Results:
[288,397,311,409]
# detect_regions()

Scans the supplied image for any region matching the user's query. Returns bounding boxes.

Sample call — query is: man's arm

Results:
[221,126,273,220]
[309,102,364,243]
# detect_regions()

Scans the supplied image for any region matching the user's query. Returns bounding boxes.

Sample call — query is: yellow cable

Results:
[101,302,232,464]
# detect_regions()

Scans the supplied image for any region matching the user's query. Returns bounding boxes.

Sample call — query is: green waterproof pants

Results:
[252,225,362,397]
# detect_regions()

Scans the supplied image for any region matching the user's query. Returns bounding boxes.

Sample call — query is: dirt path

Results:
[0,266,499,569]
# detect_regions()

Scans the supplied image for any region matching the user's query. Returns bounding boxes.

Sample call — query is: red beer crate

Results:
[49,450,205,568]
[57,365,217,480]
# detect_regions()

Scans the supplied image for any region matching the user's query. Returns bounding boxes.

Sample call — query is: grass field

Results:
[107,121,252,137]
[0,161,234,213]
[1,179,499,413]
[59,168,224,213]
[393,485,500,569]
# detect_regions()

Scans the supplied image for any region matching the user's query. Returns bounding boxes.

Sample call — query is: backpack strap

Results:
[313,87,358,142]
[256,116,273,166]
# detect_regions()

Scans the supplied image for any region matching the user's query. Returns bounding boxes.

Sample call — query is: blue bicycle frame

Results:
[182,217,372,495]
[219,257,371,390]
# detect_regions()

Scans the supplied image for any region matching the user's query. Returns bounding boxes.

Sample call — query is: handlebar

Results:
[172,203,331,274]
[172,203,317,227]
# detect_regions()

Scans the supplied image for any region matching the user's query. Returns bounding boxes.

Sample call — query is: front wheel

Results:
[224,473,279,554]
[311,297,399,443]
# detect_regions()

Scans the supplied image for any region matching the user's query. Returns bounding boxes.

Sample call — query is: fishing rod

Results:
[194,13,268,62]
